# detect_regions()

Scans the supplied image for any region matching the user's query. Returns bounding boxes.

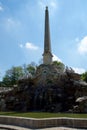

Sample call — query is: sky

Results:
[0,0,87,80]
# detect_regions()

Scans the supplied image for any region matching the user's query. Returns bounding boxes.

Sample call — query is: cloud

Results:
[53,54,62,62]
[7,18,15,25]
[0,5,3,11]
[78,36,87,55]
[75,37,79,42]
[19,42,39,50]
[4,18,21,31]
[73,67,85,74]
[25,42,39,50]
[50,1,57,9]
[0,2,4,12]
[38,1,45,9]
[19,44,23,48]
[38,0,58,12]
[7,18,20,26]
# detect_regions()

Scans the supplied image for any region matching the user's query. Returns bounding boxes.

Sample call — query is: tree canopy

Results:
[2,66,24,87]
[1,61,87,87]
[81,71,87,83]
[52,61,65,71]
[2,63,36,87]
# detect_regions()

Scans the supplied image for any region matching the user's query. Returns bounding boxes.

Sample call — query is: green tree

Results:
[27,64,36,76]
[22,63,36,77]
[2,66,24,87]
[0,81,2,87]
[52,61,65,71]
[2,62,37,87]
[81,71,87,82]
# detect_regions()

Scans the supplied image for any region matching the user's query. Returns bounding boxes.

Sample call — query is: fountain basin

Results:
[0,116,87,129]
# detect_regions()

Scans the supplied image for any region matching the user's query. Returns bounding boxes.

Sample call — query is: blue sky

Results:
[0,0,87,80]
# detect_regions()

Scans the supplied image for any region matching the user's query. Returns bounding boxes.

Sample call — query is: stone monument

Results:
[43,6,53,65]
[1,7,87,113]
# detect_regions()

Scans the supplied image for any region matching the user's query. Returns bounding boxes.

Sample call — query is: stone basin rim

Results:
[0,115,87,120]
[0,116,87,129]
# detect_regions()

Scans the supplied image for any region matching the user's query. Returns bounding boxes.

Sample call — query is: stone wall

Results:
[0,116,87,129]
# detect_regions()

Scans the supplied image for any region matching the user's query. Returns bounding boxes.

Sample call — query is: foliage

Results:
[2,62,37,87]
[81,71,87,82]
[27,64,36,76]
[2,66,24,87]
[22,63,36,77]
[52,61,65,71]
[0,81,2,87]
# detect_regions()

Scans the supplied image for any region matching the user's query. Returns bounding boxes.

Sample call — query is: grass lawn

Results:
[0,112,87,118]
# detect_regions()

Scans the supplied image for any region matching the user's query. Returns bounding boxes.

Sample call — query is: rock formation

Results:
[2,63,87,113]
[0,7,87,113]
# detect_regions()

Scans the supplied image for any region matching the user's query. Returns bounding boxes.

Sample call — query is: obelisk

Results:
[43,6,53,64]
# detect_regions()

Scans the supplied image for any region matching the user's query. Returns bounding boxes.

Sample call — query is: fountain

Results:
[0,6,87,130]
[1,6,87,113]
